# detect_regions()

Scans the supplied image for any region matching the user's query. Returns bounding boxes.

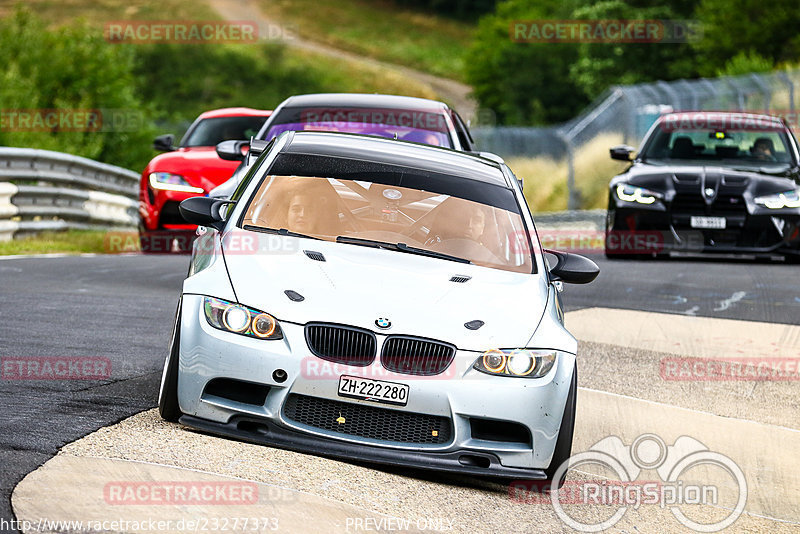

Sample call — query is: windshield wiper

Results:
[335,236,471,264]
[242,225,321,240]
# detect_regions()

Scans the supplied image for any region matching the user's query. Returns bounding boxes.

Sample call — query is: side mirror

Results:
[216,140,249,161]
[153,134,175,152]
[178,197,233,232]
[545,249,599,284]
[610,145,635,161]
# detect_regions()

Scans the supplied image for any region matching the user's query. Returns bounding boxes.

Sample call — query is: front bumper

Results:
[139,186,203,232]
[175,294,575,475]
[608,200,800,255]
[180,414,547,479]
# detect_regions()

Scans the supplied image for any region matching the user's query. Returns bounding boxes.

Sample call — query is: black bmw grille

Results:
[671,193,706,213]
[671,193,747,216]
[283,394,451,444]
[305,323,376,366]
[381,336,456,376]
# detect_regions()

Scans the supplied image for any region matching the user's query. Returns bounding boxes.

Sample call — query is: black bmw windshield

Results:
[641,124,794,171]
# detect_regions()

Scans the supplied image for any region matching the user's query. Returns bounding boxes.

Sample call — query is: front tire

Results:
[543,366,577,489]
[158,298,183,422]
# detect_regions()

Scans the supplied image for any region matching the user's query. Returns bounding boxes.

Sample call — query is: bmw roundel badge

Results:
[375,318,391,329]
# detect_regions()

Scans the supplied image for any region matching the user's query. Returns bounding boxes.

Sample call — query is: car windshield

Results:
[181,116,268,147]
[641,119,794,170]
[240,175,533,274]
[264,106,453,148]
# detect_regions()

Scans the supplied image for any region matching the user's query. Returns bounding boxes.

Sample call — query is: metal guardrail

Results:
[474,68,800,210]
[0,147,139,240]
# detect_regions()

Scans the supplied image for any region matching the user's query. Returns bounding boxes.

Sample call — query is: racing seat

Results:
[670,136,695,159]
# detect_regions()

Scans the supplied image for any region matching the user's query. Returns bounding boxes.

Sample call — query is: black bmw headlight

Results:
[754,188,800,209]
[616,183,663,205]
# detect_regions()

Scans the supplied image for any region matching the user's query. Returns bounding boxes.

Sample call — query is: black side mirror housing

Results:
[178,197,233,232]
[545,249,600,284]
[216,140,250,161]
[610,145,635,161]
[153,134,175,152]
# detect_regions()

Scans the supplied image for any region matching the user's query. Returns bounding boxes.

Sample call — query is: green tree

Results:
[0,9,157,171]
[465,0,588,125]
[568,1,698,98]
[692,0,800,76]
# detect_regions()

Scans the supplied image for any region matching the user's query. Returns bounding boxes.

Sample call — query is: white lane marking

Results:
[566,307,800,359]
[714,290,747,311]
[578,386,800,434]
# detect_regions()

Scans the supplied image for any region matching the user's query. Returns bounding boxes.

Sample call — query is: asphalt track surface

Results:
[0,253,798,532]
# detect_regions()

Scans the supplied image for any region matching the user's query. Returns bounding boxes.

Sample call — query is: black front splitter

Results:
[179,414,548,480]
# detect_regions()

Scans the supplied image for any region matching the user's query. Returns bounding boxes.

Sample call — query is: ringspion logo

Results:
[510,433,747,532]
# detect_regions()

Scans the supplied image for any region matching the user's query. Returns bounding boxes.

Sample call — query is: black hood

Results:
[615,163,798,199]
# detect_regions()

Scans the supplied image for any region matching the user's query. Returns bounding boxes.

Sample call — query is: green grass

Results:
[0,230,114,255]
[508,133,630,213]
[0,0,220,24]
[256,0,473,80]
[0,0,439,102]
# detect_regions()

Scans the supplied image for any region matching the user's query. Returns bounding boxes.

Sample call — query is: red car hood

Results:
[147,147,239,191]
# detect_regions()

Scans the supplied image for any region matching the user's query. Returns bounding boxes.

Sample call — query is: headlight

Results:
[616,183,661,204]
[473,349,557,378]
[203,297,282,340]
[149,172,204,193]
[754,188,800,209]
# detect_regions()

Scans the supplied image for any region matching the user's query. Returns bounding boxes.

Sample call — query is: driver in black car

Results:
[751,137,777,161]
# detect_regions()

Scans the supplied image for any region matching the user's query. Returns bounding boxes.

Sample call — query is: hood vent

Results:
[284,290,305,302]
[464,320,484,331]
[304,250,326,262]
[450,275,471,283]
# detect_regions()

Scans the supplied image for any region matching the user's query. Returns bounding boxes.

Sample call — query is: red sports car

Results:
[138,107,271,252]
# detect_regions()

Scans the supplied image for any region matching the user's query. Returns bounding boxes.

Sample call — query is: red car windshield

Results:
[181,116,269,147]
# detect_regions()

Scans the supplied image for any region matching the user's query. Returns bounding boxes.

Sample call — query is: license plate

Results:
[690,216,726,229]
[337,375,409,406]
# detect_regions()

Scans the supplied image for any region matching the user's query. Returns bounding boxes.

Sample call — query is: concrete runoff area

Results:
[12,308,800,532]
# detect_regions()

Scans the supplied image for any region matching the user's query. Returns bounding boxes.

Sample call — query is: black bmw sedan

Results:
[605,111,800,261]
